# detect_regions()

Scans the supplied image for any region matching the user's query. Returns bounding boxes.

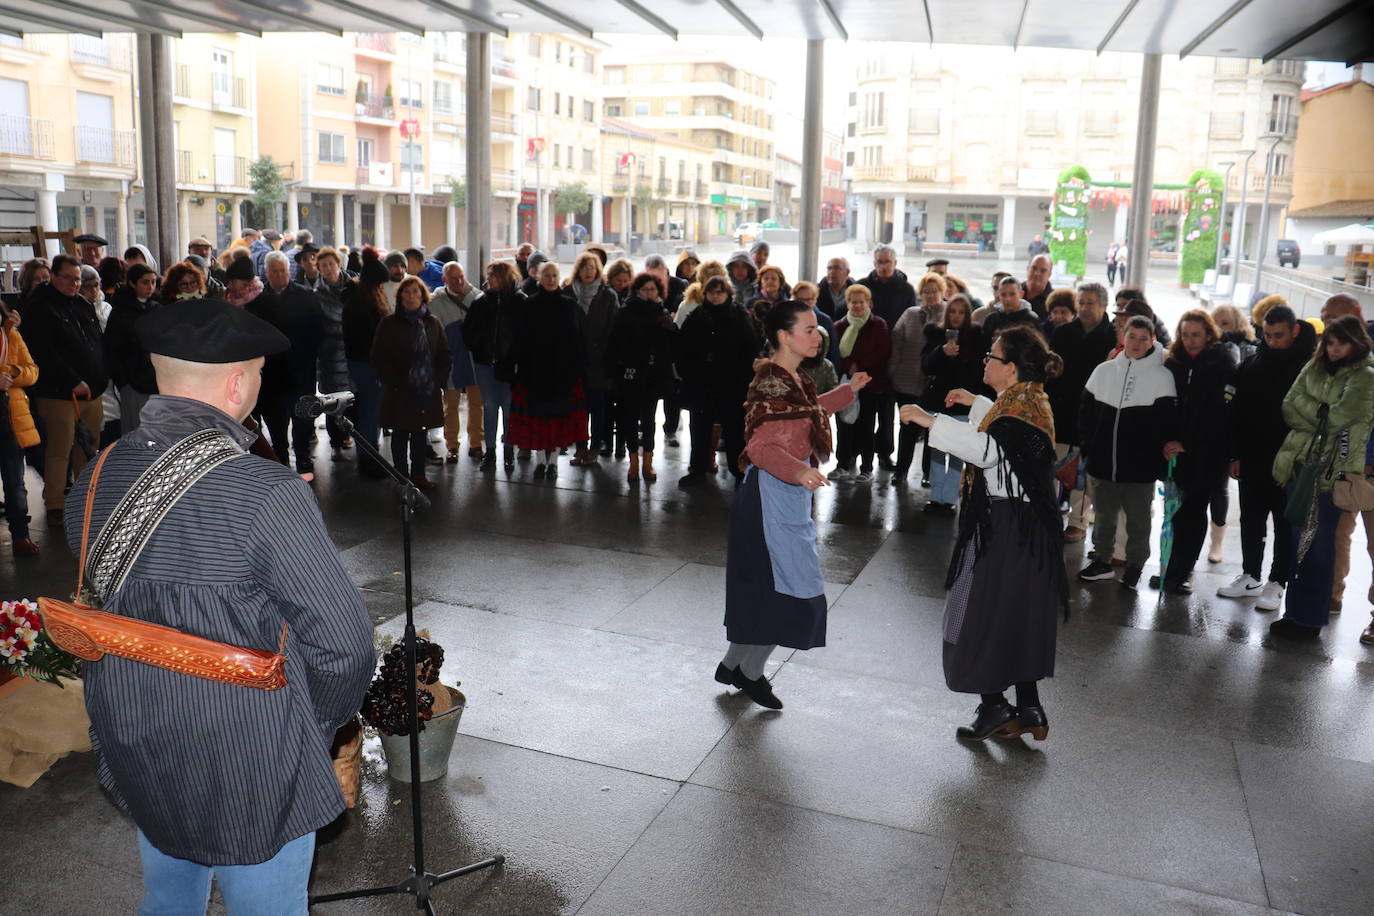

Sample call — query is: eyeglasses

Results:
[984,354,1013,365]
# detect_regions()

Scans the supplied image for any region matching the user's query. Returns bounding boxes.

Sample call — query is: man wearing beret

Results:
[63,299,374,913]
[75,232,107,267]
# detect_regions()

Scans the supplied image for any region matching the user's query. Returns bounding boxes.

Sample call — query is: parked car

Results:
[733,222,763,245]
[1277,239,1301,268]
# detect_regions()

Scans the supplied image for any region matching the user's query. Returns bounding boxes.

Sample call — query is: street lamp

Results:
[1228,148,1257,285]
[1212,160,1235,287]
[1251,133,1286,297]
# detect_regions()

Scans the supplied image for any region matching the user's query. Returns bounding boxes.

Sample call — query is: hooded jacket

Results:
[725,251,758,308]
[1230,321,1316,470]
[1273,354,1374,491]
[1,313,40,448]
[1078,345,1178,483]
[1166,341,1239,491]
[858,268,916,330]
[675,298,760,409]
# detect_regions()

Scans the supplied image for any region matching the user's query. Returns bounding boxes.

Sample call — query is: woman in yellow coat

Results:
[1,302,39,556]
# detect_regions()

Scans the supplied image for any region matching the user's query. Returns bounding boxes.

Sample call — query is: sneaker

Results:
[1078,559,1116,582]
[666,436,680,448]
[1255,581,1285,612]
[856,469,872,482]
[1063,526,1086,543]
[827,466,853,481]
[1120,565,1142,590]
[1218,574,1263,599]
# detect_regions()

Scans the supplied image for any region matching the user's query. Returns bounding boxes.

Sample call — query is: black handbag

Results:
[1284,405,1329,529]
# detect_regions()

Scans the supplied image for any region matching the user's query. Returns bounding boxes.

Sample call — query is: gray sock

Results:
[722,643,776,681]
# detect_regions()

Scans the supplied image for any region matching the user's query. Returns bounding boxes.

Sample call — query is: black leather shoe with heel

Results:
[996,705,1049,741]
[955,702,1017,741]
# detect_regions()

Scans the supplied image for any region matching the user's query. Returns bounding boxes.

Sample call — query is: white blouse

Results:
[927,395,1024,498]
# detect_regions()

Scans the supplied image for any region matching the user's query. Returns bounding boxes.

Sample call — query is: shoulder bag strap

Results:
[82,429,246,605]
[75,443,118,602]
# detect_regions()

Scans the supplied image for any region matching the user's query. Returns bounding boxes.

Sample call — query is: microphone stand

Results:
[309,412,504,913]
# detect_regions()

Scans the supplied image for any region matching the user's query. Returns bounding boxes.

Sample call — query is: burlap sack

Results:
[0,677,92,788]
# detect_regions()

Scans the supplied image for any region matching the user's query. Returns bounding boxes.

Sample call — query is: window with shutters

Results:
[317,131,345,164]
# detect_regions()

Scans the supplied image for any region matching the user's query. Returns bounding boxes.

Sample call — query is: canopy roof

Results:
[1311,223,1374,245]
[4,0,1370,63]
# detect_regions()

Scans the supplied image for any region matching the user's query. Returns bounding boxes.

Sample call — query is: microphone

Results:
[295,391,355,418]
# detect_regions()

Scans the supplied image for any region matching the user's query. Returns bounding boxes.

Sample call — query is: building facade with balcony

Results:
[602,53,778,235]
[1285,66,1374,260]
[821,130,845,230]
[844,46,1303,266]
[599,116,716,247]
[170,34,257,253]
[0,33,137,257]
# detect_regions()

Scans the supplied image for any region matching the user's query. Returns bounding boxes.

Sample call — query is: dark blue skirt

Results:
[724,467,828,649]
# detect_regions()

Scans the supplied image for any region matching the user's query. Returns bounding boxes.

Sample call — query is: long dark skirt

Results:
[725,467,828,649]
[943,498,1060,694]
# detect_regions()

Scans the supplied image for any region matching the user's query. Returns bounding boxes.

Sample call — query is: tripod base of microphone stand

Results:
[310,854,505,908]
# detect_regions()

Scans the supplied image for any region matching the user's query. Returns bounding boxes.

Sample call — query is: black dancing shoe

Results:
[1268,618,1321,641]
[996,705,1049,741]
[955,701,1017,741]
[735,672,783,710]
[714,663,738,685]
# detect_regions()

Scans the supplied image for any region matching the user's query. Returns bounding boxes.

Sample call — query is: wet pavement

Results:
[3,264,1370,914]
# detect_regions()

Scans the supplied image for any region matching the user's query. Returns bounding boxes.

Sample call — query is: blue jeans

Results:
[928,416,966,505]
[347,360,382,449]
[0,402,30,539]
[137,830,314,916]
[474,362,512,454]
[1282,488,1342,628]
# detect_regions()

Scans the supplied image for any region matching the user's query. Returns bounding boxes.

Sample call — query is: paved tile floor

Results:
[3,262,1370,915]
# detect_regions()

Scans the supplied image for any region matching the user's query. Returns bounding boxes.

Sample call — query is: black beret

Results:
[135,298,288,363]
[74,233,108,246]
[293,243,320,262]
[225,257,255,281]
[925,258,949,267]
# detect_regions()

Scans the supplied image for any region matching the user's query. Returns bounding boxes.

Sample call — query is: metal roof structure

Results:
[3,0,1371,64]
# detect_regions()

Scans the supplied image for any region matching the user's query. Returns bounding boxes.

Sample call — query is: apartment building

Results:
[1286,65,1374,257]
[603,53,777,235]
[0,34,138,257]
[844,46,1303,262]
[599,117,716,246]
[170,34,257,252]
[821,130,845,229]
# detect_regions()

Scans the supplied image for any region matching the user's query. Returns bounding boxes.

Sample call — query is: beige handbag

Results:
[1332,472,1374,513]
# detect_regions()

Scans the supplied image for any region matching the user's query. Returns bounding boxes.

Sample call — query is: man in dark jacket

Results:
[18,254,109,517]
[1220,305,1317,610]
[1077,316,1177,589]
[1021,253,1054,318]
[254,251,324,476]
[983,275,1041,340]
[1047,282,1117,541]
[860,244,916,467]
[818,256,854,320]
[64,299,373,912]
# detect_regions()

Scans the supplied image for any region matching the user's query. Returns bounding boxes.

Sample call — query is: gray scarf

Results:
[571,279,601,314]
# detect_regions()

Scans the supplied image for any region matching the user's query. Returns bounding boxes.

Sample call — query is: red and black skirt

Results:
[508,378,589,451]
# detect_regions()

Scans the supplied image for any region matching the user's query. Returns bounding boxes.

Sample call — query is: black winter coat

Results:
[372,309,452,431]
[606,295,676,396]
[572,282,620,391]
[18,282,109,400]
[314,275,354,392]
[103,287,159,395]
[1230,321,1317,469]
[920,323,989,415]
[464,286,523,381]
[675,300,760,410]
[859,268,917,330]
[251,284,323,398]
[340,286,387,364]
[1166,342,1239,492]
[1047,317,1117,445]
[512,287,584,398]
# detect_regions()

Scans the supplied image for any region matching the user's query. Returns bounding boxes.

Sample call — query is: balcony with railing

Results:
[75,126,135,168]
[70,35,131,71]
[214,154,249,187]
[176,149,193,181]
[214,77,250,111]
[491,54,517,80]
[491,111,518,134]
[851,165,894,182]
[355,92,396,122]
[492,168,518,191]
[677,179,690,196]
[1266,112,1298,137]
[0,115,55,159]
[355,32,395,54]
[907,165,938,183]
[431,37,466,68]
[657,177,671,193]
[695,180,708,197]
[1251,173,1294,195]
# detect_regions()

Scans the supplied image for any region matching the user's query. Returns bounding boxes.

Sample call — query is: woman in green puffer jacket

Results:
[1269,315,1374,639]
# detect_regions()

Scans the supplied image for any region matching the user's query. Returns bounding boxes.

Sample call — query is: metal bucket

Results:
[378,686,465,783]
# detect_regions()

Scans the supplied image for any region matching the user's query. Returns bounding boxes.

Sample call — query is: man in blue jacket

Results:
[405,247,445,290]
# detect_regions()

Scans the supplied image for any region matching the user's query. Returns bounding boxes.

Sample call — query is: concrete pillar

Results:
[999,195,1018,258]
[137,33,177,269]
[351,195,362,250]
[229,195,241,240]
[375,192,388,247]
[799,39,824,283]
[591,192,603,241]
[36,187,60,257]
[333,190,346,249]
[1126,54,1161,295]
[856,195,872,251]
[465,32,492,279]
[1112,201,1129,248]
[445,201,457,248]
[1252,138,1283,295]
[891,193,908,256]
[286,187,300,233]
[177,192,191,253]
[114,187,129,253]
